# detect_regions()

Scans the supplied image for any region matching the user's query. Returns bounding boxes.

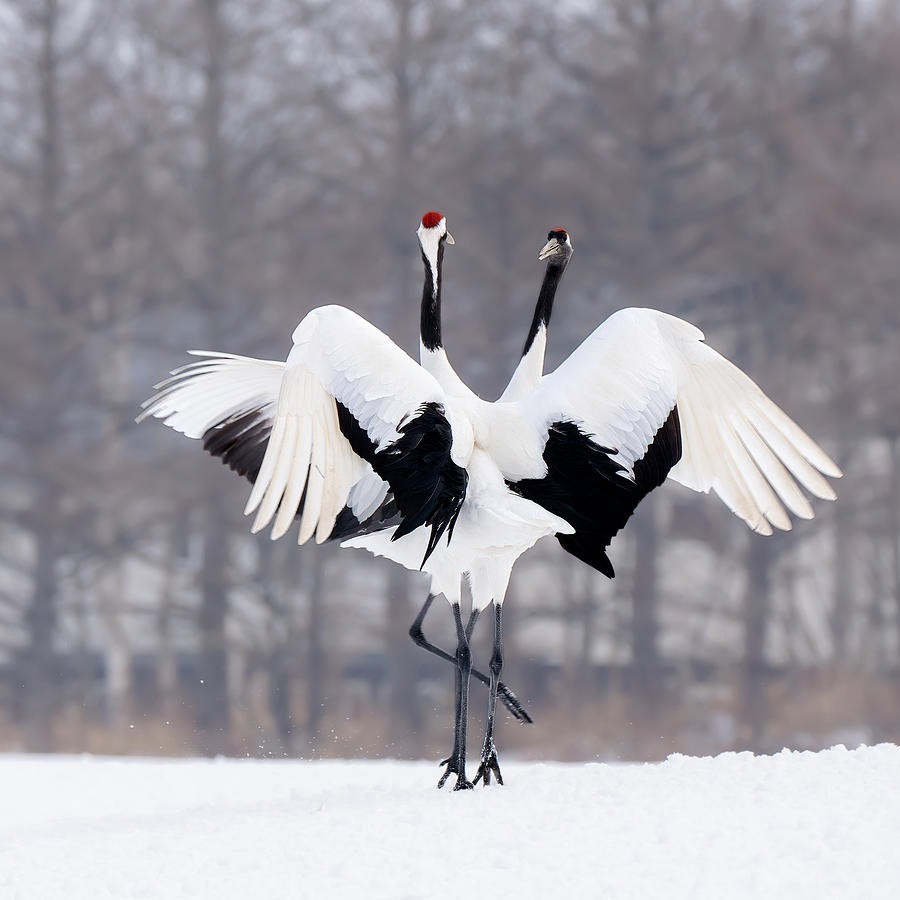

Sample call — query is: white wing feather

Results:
[137,351,284,438]
[511,307,840,534]
[141,306,462,546]
[244,305,459,544]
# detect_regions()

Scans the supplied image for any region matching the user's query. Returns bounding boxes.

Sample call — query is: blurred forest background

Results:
[0,0,898,762]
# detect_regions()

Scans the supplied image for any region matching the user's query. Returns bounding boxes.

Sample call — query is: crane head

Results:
[539,227,573,261]
[417,211,454,245]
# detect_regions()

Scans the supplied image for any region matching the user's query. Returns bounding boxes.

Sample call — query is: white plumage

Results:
[141,352,283,440]
[139,213,840,789]
[140,306,839,583]
[515,307,840,534]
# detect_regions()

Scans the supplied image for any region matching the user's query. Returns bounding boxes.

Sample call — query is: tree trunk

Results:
[890,436,900,679]
[258,541,294,750]
[196,502,231,751]
[305,549,325,751]
[577,570,595,704]
[631,507,661,720]
[192,0,232,754]
[20,0,63,752]
[742,535,775,746]
[22,495,58,751]
[386,566,421,755]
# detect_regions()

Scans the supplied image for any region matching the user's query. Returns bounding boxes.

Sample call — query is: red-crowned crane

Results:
[499,228,574,402]
[403,226,574,779]
[139,212,840,790]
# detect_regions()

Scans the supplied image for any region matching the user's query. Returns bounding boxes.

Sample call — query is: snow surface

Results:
[2,744,899,899]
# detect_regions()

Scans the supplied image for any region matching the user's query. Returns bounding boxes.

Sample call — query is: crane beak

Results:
[445,231,455,245]
[538,237,560,260]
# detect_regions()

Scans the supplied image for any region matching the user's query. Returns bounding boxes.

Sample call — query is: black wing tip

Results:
[557,533,616,578]
[328,497,403,542]
[202,407,272,484]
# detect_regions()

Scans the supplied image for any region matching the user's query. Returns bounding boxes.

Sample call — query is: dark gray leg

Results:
[474,602,504,787]
[465,608,480,641]
[408,594,532,724]
[437,633,462,785]
[437,601,474,791]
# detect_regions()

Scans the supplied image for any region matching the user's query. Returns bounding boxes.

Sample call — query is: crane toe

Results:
[437,755,474,791]
[473,741,503,787]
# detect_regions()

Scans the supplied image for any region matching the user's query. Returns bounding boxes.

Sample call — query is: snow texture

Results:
[2,744,899,899]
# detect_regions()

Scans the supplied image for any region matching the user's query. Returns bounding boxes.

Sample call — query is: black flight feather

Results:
[510,406,682,578]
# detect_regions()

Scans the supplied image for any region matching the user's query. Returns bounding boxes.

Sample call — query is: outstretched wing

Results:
[505,307,841,576]
[137,351,285,484]
[139,305,469,560]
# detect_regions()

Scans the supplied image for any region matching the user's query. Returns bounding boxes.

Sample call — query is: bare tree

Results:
[1,0,898,758]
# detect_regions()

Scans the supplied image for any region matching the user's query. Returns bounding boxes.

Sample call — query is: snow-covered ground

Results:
[2,744,899,899]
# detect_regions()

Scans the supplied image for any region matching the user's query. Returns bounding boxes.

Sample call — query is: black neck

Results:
[522,259,565,357]
[420,240,444,352]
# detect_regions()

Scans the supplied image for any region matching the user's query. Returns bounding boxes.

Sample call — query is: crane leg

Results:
[437,601,474,791]
[474,602,504,787]
[408,594,532,723]
[465,608,480,640]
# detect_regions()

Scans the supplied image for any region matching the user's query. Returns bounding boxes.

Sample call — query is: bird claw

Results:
[437,755,473,791]
[472,742,503,787]
[498,682,533,724]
